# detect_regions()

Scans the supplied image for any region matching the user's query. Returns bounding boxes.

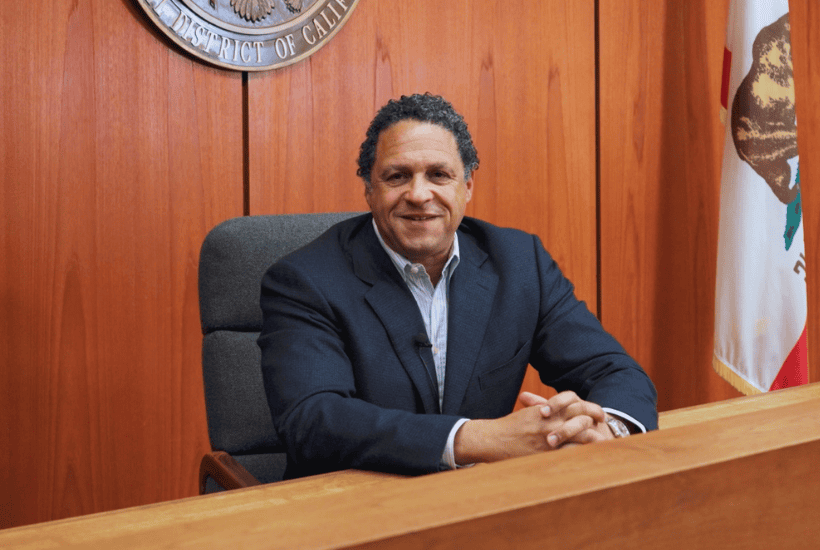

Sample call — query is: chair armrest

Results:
[199,451,262,494]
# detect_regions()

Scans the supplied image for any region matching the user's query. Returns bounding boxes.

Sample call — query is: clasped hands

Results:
[453,391,614,465]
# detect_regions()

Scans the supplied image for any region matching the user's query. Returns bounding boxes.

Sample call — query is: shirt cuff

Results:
[602,408,647,434]
[441,418,471,470]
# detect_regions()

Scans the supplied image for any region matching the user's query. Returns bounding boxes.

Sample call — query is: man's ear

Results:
[465,176,474,203]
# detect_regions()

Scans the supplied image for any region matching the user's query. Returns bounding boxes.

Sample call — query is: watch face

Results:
[606,417,630,438]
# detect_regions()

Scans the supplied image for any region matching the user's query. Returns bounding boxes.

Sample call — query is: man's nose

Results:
[405,175,434,203]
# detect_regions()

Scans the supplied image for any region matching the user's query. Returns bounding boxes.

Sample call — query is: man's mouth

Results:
[401,214,438,221]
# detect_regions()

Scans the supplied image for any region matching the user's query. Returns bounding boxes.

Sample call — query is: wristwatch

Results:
[605,415,630,438]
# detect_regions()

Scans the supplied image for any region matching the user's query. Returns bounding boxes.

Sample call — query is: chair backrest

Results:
[198,212,363,484]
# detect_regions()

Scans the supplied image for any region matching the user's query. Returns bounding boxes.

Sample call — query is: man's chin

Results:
[395,238,449,262]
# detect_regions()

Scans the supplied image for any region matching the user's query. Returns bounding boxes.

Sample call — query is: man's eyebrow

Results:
[377,163,409,175]
[377,161,457,176]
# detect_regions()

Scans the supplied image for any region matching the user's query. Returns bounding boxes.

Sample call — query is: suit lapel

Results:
[442,233,498,415]
[347,220,441,414]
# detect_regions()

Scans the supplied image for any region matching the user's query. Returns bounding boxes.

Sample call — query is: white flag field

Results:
[714,0,808,394]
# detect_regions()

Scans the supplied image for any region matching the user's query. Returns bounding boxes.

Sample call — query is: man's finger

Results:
[519,391,549,406]
[546,393,606,424]
[563,401,606,423]
[567,425,608,445]
[545,391,582,414]
[518,391,551,417]
[546,414,595,448]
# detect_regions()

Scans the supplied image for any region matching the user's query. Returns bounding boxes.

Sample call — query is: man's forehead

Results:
[375,120,460,160]
[381,119,456,141]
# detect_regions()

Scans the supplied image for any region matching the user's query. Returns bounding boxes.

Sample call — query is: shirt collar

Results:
[371,218,460,283]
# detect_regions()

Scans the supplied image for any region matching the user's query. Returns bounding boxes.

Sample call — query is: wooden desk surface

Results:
[3,383,819,549]
[658,381,820,429]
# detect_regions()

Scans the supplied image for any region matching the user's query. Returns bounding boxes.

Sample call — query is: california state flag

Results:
[714,0,808,394]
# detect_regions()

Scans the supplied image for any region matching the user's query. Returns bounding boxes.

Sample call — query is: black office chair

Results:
[197,212,362,493]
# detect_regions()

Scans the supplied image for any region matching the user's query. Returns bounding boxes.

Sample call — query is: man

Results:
[258,93,657,479]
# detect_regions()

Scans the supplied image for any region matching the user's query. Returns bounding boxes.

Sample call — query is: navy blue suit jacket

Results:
[259,214,657,479]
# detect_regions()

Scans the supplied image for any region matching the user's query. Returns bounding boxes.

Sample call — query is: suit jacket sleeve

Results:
[527,234,658,430]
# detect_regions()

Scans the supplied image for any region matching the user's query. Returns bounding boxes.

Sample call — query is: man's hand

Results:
[519,391,614,448]
[453,391,613,465]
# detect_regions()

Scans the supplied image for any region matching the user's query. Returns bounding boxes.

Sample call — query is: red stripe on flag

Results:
[769,324,809,391]
[720,47,732,110]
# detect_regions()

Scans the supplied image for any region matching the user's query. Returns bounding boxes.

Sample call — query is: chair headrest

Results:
[198,212,364,333]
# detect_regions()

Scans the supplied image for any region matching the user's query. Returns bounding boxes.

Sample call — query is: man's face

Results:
[365,120,473,269]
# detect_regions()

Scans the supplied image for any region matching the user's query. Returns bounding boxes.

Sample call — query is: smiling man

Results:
[258,93,657,479]
[365,119,473,285]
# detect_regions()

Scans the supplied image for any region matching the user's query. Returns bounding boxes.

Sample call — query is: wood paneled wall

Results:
[790,0,820,394]
[1,0,818,530]
[0,0,241,527]
[599,0,741,410]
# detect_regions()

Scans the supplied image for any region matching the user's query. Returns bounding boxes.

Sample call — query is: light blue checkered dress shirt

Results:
[372,220,459,410]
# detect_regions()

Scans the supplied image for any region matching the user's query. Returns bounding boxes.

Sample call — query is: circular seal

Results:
[136,0,360,71]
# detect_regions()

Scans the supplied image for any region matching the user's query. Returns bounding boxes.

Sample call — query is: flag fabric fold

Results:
[713,0,808,394]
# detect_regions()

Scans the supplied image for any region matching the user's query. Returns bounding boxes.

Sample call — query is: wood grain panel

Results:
[599,0,741,411]
[790,1,820,386]
[248,0,596,401]
[0,0,242,527]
